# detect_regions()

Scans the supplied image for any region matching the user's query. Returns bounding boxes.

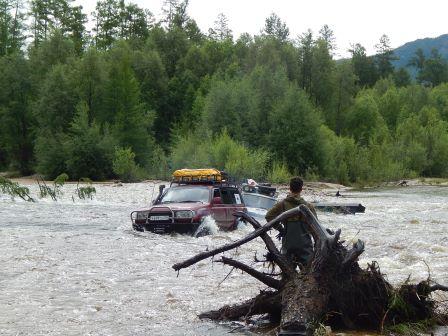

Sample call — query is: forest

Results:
[2,0,448,185]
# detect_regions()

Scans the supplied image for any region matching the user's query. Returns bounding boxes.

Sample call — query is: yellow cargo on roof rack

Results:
[172,168,225,183]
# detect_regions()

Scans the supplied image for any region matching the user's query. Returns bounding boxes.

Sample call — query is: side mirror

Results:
[212,197,222,205]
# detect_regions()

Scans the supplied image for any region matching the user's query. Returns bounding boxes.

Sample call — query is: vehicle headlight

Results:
[175,210,195,218]
[136,211,150,220]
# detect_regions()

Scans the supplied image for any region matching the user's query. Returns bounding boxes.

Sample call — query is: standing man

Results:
[265,176,316,268]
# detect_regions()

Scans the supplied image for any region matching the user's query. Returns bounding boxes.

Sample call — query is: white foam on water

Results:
[1,183,447,335]
[193,215,219,237]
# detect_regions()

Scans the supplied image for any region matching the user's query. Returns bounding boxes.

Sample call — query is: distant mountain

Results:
[392,34,448,72]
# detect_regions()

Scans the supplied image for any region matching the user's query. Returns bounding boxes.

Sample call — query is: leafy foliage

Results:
[76,178,96,200]
[0,176,34,202]
[267,162,291,184]
[112,147,140,182]
[2,2,448,185]
[170,131,269,180]
[36,173,68,200]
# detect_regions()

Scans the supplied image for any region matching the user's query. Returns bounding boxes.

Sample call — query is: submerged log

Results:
[173,205,448,334]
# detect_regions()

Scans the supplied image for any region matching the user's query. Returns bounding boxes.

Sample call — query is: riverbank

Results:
[4,173,448,198]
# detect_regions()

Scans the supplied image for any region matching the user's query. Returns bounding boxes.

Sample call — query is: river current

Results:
[1,183,447,335]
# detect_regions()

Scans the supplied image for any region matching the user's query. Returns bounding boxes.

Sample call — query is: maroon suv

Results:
[131,183,247,235]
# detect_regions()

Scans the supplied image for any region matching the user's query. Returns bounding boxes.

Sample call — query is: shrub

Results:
[148,146,170,180]
[64,102,115,180]
[267,162,291,184]
[170,133,212,170]
[35,134,68,180]
[212,131,269,180]
[112,147,140,182]
[170,130,269,181]
[0,176,34,202]
[76,178,96,200]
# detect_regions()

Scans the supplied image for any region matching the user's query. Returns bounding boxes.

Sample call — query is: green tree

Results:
[64,102,115,180]
[248,36,299,82]
[0,0,26,56]
[262,13,289,42]
[112,147,140,182]
[429,83,448,121]
[34,133,68,179]
[397,84,429,121]
[28,29,76,83]
[208,13,232,41]
[408,48,425,72]
[319,125,359,184]
[93,0,120,50]
[148,25,189,77]
[201,77,247,140]
[298,30,314,92]
[162,0,185,28]
[310,38,335,109]
[30,0,86,50]
[417,107,448,176]
[378,85,402,130]
[329,61,357,135]
[245,66,290,146]
[374,34,396,78]
[105,42,154,165]
[33,63,77,133]
[0,54,33,174]
[344,91,387,146]
[170,131,212,170]
[394,114,427,176]
[417,48,448,87]
[393,67,411,87]
[63,4,87,54]
[118,0,153,42]
[72,48,108,124]
[30,0,52,46]
[132,48,168,113]
[349,43,378,87]
[268,85,323,174]
[395,107,448,177]
[318,24,336,54]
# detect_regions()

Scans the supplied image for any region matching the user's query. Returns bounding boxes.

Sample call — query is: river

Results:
[0,182,447,335]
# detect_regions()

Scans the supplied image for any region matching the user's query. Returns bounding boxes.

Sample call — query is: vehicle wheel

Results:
[133,224,144,232]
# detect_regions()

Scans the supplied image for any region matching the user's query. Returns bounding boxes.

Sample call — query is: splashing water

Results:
[0,183,447,336]
[193,215,219,237]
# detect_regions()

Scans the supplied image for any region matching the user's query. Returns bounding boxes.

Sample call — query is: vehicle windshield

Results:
[159,187,210,204]
[243,194,276,210]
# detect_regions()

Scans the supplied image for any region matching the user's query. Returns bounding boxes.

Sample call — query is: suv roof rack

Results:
[170,168,238,187]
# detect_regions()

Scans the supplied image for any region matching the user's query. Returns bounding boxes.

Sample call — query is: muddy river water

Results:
[1,183,447,335]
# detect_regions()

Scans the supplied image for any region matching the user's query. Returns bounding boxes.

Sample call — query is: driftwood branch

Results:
[172,207,305,271]
[198,290,281,320]
[299,204,340,250]
[342,239,365,269]
[173,204,445,334]
[235,211,296,277]
[430,284,448,292]
[218,256,281,290]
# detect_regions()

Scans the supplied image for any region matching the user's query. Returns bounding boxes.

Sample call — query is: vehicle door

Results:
[210,188,227,225]
[219,187,246,229]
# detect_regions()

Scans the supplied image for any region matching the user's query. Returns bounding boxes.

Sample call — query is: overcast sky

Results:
[75,0,448,57]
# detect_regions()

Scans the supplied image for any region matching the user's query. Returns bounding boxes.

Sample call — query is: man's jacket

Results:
[265,193,316,253]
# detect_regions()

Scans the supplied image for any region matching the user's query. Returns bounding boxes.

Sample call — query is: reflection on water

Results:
[0,183,447,335]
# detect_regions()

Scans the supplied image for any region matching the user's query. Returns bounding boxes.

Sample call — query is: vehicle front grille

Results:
[148,207,173,223]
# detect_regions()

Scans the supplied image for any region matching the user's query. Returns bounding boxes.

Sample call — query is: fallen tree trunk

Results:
[173,205,448,335]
